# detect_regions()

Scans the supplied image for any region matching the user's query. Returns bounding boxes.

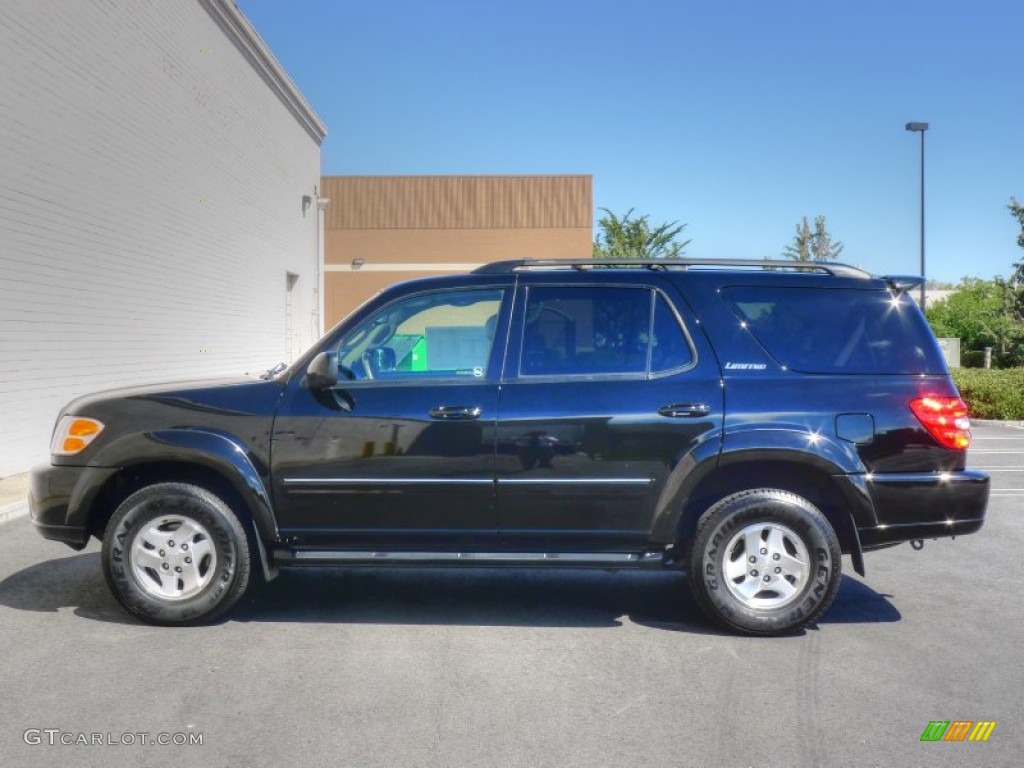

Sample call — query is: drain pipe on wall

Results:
[315,190,330,338]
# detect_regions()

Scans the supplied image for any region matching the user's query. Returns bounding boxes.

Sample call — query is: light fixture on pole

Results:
[905,122,929,309]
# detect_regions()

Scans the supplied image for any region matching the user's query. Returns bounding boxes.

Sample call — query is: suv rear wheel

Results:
[101,483,253,625]
[688,489,841,635]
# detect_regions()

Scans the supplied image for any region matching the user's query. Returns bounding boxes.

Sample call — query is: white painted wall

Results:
[0,0,325,477]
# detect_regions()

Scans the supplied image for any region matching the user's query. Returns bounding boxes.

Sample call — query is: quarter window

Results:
[722,286,945,374]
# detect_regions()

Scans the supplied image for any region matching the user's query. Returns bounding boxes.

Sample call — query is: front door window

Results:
[337,288,505,381]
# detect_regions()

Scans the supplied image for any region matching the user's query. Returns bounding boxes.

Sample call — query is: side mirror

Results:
[306,351,339,390]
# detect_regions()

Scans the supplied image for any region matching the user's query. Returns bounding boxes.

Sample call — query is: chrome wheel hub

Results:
[722,522,810,609]
[129,515,217,600]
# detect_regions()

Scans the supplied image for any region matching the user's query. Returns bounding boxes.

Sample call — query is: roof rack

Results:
[472,258,872,279]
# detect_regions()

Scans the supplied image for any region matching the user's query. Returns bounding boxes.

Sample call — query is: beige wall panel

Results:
[320,174,593,331]
[326,227,590,266]
[326,271,446,329]
[322,175,591,230]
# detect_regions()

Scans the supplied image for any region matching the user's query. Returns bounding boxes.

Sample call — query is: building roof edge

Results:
[200,0,327,144]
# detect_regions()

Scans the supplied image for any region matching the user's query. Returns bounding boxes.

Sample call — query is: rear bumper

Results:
[858,470,989,549]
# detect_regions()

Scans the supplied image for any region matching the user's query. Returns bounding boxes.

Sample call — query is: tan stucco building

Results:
[321,175,593,327]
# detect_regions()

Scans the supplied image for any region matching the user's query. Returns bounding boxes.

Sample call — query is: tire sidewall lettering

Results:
[101,483,251,625]
[688,490,842,635]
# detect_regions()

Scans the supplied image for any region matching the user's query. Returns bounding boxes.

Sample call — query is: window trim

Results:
[509,282,698,383]
[649,287,700,379]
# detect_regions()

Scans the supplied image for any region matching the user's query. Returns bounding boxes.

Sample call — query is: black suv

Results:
[30,259,990,635]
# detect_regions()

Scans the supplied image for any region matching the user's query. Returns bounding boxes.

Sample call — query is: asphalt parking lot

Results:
[0,423,1021,768]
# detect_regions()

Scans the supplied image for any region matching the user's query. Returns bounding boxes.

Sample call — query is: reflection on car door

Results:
[271,285,510,549]
[495,281,723,551]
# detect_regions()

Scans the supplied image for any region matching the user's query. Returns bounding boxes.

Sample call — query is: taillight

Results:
[909,397,971,451]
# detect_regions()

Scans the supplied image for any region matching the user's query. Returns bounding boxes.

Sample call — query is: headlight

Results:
[51,415,105,456]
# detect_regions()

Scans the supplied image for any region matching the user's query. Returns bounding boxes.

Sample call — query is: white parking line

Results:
[969,450,1024,453]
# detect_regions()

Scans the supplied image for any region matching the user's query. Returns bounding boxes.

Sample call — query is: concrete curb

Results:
[0,473,29,525]
[0,500,28,525]
[973,419,1024,429]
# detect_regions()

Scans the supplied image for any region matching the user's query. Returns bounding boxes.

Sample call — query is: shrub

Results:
[951,368,1024,420]
[961,350,987,368]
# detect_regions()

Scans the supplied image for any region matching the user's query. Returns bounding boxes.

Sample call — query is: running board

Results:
[272,549,666,568]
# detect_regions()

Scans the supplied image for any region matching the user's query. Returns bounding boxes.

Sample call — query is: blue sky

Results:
[239,0,1023,283]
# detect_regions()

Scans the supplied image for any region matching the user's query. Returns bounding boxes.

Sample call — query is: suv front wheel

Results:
[101,483,253,625]
[688,489,842,635]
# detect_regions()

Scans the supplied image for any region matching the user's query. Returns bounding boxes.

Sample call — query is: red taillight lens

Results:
[909,397,971,451]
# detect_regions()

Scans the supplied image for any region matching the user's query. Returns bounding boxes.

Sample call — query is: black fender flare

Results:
[650,431,723,542]
[653,427,873,575]
[83,429,279,579]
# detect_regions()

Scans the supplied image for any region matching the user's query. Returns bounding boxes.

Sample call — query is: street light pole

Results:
[905,122,929,310]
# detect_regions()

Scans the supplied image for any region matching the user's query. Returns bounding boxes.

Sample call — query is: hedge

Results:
[951,368,1024,420]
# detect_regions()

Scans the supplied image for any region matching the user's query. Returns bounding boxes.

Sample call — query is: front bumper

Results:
[858,469,990,549]
[29,463,107,549]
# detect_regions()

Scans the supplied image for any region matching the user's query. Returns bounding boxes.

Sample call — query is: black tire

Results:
[687,489,842,636]
[101,483,253,626]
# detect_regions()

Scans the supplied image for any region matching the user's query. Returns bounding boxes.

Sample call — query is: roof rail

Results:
[472,258,872,279]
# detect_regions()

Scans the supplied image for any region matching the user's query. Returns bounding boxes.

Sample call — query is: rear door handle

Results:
[658,403,711,418]
[429,405,482,421]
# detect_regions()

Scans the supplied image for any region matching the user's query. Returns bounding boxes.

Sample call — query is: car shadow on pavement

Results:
[0,551,140,624]
[0,552,900,633]
[238,566,713,631]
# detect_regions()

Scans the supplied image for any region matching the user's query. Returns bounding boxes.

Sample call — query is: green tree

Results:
[593,208,690,260]
[926,277,1024,366]
[783,217,813,261]
[1009,197,1024,284]
[783,215,844,262]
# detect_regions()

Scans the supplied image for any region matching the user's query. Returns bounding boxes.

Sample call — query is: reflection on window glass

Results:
[337,289,503,380]
[651,293,693,371]
[521,287,652,376]
[722,286,945,374]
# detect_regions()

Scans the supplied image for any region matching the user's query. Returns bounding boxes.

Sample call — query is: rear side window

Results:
[721,286,946,374]
[519,286,693,377]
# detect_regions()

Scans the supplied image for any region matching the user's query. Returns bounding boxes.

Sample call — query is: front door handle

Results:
[658,403,711,418]
[429,405,482,421]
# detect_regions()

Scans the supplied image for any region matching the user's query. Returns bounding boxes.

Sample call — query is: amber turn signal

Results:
[51,416,105,456]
